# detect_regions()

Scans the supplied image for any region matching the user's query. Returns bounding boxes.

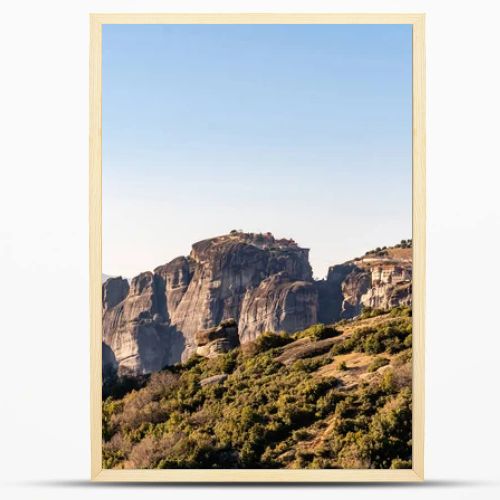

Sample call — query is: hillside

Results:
[102,307,412,469]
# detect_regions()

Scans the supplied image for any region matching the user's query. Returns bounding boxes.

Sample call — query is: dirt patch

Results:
[317,351,397,388]
[276,337,340,365]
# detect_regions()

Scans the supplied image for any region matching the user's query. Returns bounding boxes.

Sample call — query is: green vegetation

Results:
[364,239,412,255]
[395,239,412,249]
[368,356,390,373]
[103,310,413,470]
[293,323,340,341]
[360,306,385,319]
[364,248,388,257]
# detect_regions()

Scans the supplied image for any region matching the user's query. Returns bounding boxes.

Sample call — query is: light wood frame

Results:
[90,13,425,482]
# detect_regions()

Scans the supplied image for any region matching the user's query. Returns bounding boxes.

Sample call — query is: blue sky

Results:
[103,24,412,279]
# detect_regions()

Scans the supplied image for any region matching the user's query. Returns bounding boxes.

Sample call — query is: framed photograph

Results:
[90,13,425,482]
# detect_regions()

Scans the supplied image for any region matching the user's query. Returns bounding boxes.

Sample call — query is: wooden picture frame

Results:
[90,13,425,482]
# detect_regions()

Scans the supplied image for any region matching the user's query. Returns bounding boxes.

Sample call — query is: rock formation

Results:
[316,264,356,324]
[102,233,412,377]
[103,232,317,374]
[192,318,240,359]
[238,272,318,343]
[316,246,412,322]
[102,273,184,377]
[102,276,129,310]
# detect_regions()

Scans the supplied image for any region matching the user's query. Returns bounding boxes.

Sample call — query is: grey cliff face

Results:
[154,256,193,320]
[102,273,184,377]
[238,272,318,344]
[102,232,317,375]
[102,234,413,378]
[102,277,129,310]
[166,235,313,360]
[102,341,118,383]
[360,281,412,310]
[317,253,413,322]
[341,270,372,317]
[316,264,357,324]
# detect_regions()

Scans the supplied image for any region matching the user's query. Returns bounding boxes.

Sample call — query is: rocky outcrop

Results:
[316,264,357,324]
[165,234,313,359]
[102,273,184,376]
[238,273,318,343]
[192,318,240,359]
[102,341,118,383]
[102,232,317,374]
[154,256,193,320]
[360,281,412,310]
[102,277,129,310]
[340,269,372,317]
[317,251,412,322]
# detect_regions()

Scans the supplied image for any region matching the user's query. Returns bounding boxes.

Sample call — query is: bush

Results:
[389,306,412,318]
[252,332,292,353]
[368,357,390,373]
[293,324,339,341]
[360,307,385,319]
[391,458,412,469]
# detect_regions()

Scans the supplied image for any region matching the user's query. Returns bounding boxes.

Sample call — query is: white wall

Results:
[1,1,499,499]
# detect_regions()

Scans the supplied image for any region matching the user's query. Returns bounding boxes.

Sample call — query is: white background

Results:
[1,0,499,498]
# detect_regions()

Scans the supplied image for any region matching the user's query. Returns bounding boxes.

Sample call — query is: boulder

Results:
[193,318,240,359]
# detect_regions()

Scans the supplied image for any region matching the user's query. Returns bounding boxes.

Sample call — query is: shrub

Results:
[363,335,384,354]
[251,332,292,353]
[180,354,203,371]
[391,458,412,469]
[294,324,339,341]
[393,350,412,367]
[389,306,412,318]
[368,356,390,373]
[292,428,313,441]
[380,369,396,393]
[360,307,385,319]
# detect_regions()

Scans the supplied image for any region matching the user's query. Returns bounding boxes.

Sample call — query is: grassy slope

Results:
[102,307,413,470]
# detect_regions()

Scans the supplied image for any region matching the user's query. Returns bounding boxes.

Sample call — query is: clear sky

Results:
[103,24,412,279]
